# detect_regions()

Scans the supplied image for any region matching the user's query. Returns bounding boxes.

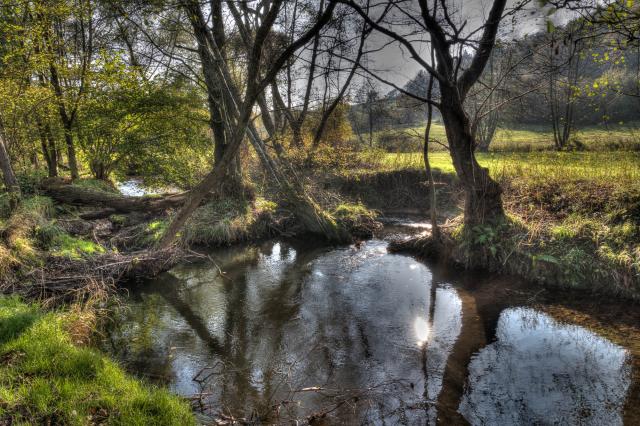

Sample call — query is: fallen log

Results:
[40,177,188,213]
[79,208,117,220]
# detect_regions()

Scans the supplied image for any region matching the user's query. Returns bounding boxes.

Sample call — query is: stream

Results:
[103,196,637,424]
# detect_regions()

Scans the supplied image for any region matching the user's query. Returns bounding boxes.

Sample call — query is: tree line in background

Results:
[0,0,638,242]
[352,19,640,152]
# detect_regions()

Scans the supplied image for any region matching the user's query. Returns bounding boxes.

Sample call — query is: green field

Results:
[374,151,640,183]
[371,123,640,152]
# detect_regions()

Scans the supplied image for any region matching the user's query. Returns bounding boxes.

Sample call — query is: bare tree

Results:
[340,0,524,226]
[545,22,587,150]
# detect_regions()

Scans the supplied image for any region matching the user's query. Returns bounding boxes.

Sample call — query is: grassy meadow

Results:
[375,151,640,183]
[369,122,640,152]
[353,122,640,183]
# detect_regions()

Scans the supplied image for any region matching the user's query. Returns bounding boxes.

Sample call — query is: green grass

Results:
[0,296,195,425]
[373,151,640,183]
[370,122,640,152]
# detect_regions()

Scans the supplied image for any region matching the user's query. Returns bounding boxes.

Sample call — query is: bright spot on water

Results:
[414,317,431,346]
[409,264,418,270]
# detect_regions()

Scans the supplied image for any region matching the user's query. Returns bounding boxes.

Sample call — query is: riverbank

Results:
[0,296,195,424]
[0,176,381,303]
[328,154,640,300]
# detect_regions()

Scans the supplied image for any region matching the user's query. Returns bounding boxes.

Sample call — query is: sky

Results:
[360,0,575,88]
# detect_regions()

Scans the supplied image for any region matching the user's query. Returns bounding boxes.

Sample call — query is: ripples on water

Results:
[105,236,635,424]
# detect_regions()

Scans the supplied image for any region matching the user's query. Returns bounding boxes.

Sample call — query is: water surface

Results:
[105,232,636,424]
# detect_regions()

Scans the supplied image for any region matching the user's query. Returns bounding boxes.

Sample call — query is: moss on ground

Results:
[331,202,381,238]
[0,296,195,425]
[71,178,119,194]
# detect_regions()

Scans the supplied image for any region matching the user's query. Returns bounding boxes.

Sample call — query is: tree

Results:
[544,22,589,149]
[36,0,98,179]
[157,0,339,248]
[0,120,20,208]
[341,0,514,226]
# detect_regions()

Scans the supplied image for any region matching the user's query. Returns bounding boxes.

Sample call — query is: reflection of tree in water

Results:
[458,308,632,425]
[106,241,633,425]
[104,292,175,383]
[163,241,325,421]
[107,241,472,423]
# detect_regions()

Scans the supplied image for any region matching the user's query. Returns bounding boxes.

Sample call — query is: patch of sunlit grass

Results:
[0,296,195,425]
[376,151,640,184]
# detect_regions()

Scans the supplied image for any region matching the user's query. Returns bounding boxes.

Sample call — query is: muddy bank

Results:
[326,169,459,215]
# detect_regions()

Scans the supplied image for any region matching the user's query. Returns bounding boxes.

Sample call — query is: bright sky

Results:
[361,0,574,88]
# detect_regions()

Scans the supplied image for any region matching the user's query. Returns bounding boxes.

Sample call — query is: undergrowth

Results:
[1,196,110,283]
[444,178,640,298]
[182,197,277,246]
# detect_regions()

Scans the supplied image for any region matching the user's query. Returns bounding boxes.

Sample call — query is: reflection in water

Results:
[415,317,431,345]
[105,239,634,424]
[459,308,632,426]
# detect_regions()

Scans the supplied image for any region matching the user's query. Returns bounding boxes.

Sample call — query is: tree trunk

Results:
[62,121,79,179]
[423,72,439,240]
[0,132,21,209]
[184,0,243,195]
[49,63,80,179]
[36,118,58,177]
[291,123,303,148]
[211,101,243,195]
[440,86,504,226]
[41,178,187,212]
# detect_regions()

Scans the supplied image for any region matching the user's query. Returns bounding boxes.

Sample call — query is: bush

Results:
[16,170,48,196]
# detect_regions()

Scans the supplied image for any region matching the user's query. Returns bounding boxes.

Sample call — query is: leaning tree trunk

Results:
[440,86,504,226]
